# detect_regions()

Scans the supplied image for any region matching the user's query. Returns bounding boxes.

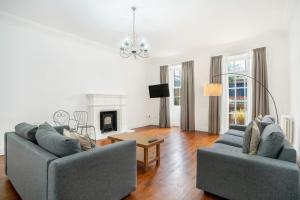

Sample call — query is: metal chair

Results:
[53,110,77,132]
[53,110,71,126]
[73,111,96,143]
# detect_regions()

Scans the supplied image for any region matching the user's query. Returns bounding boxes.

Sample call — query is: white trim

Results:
[169,64,182,126]
[86,93,132,139]
[221,52,252,132]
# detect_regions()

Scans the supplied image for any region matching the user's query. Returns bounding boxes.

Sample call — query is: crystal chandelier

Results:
[120,6,149,59]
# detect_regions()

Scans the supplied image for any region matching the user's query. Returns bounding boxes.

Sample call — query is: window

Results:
[173,67,181,106]
[226,54,251,126]
[169,64,182,126]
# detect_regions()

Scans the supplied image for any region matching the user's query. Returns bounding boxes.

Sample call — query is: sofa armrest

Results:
[197,147,299,200]
[229,124,247,131]
[48,140,137,200]
[5,132,58,200]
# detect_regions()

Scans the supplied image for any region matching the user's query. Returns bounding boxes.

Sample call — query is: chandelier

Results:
[120,6,149,59]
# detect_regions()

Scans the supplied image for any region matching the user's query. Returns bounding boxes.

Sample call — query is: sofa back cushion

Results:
[277,139,297,163]
[257,124,285,158]
[36,123,81,157]
[15,122,38,143]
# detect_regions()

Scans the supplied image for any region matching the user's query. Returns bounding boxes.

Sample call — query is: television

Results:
[148,84,170,98]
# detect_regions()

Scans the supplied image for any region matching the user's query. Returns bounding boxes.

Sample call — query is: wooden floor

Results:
[0,126,224,200]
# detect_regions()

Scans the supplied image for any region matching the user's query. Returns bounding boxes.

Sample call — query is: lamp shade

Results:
[203,83,223,96]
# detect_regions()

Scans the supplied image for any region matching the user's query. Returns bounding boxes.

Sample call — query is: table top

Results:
[108,131,164,148]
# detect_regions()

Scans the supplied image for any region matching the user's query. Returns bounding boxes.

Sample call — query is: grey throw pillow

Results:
[249,121,261,155]
[262,115,275,123]
[36,122,81,157]
[255,116,273,133]
[15,122,38,142]
[242,121,253,153]
[257,124,285,158]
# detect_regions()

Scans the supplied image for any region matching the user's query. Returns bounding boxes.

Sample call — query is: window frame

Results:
[221,53,252,132]
[172,65,182,107]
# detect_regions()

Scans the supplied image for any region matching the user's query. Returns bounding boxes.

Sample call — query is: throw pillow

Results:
[242,121,253,153]
[249,121,261,155]
[255,116,273,133]
[63,129,93,151]
[262,115,275,123]
[15,122,38,142]
[36,122,81,157]
[257,124,285,158]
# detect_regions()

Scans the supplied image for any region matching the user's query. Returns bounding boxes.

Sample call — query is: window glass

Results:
[226,56,250,126]
[173,67,181,106]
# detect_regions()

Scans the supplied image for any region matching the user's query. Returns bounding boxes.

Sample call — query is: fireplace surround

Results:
[87,93,129,139]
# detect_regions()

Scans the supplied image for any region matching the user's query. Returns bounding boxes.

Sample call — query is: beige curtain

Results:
[180,60,195,131]
[159,66,171,128]
[252,47,269,119]
[208,56,222,134]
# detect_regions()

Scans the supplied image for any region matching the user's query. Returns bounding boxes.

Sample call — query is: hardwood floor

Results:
[0,126,224,200]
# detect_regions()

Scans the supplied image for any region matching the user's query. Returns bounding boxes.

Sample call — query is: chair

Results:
[53,110,77,132]
[53,110,71,126]
[73,111,96,143]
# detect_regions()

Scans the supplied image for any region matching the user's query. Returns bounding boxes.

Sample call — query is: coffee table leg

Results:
[156,144,160,166]
[144,148,149,171]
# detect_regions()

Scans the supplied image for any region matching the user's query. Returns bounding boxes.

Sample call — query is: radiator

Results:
[280,115,294,144]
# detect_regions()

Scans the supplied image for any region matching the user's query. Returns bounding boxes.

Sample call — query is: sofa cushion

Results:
[257,124,285,158]
[229,124,247,132]
[15,122,38,143]
[242,121,253,153]
[211,143,242,153]
[216,134,243,148]
[225,129,245,137]
[277,139,297,163]
[249,121,261,155]
[36,123,81,157]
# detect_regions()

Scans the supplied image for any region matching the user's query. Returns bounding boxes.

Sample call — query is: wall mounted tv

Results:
[148,83,170,98]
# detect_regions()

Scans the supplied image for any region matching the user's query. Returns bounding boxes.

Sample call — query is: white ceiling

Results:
[0,0,296,57]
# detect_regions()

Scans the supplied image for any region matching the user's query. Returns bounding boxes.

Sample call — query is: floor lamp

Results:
[203,72,279,124]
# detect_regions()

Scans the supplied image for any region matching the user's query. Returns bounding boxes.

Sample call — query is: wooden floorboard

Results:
[0,126,224,200]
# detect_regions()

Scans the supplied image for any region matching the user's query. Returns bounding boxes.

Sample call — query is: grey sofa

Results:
[196,117,300,200]
[5,126,137,200]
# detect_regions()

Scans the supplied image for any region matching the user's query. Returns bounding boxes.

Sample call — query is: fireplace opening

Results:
[100,111,117,133]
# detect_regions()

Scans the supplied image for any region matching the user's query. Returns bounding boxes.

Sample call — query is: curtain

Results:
[208,56,222,134]
[159,66,171,128]
[252,47,269,118]
[180,60,195,131]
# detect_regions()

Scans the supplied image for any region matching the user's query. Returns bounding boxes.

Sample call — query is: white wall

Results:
[147,31,291,132]
[289,2,300,151]
[0,13,151,154]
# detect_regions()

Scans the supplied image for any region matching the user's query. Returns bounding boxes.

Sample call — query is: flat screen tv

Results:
[148,84,170,98]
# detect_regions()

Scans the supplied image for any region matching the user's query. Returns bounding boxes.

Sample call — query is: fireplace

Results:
[100,111,117,133]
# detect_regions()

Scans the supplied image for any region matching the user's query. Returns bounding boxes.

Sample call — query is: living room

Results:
[0,0,300,200]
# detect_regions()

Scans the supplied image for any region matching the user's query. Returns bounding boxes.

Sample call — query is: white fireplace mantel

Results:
[86,93,130,139]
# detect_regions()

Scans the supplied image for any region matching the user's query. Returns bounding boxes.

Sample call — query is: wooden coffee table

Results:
[108,132,164,171]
